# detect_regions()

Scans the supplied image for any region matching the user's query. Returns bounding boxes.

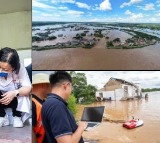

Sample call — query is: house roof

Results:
[104,77,138,88]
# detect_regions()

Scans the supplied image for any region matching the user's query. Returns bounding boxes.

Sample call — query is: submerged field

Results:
[32,22,160,50]
[32,22,160,70]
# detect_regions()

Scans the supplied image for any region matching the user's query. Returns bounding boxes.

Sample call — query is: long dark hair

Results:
[0,47,20,74]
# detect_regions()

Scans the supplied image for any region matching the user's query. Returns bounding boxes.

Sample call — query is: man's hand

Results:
[56,122,88,143]
[78,121,88,131]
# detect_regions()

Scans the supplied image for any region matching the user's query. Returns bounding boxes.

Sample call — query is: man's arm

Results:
[56,122,87,143]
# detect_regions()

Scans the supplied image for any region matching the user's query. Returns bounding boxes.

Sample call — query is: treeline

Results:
[123,29,160,40]
[107,23,160,30]
[32,21,71,27]
[142,88,160,92]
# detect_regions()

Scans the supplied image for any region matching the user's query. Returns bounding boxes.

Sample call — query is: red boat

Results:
[123,118,144,129]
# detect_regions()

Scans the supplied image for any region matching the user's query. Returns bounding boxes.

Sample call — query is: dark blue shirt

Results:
[42,93,84,143]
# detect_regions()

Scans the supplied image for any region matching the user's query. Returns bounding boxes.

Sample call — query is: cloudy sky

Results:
[32,0,160,23]
[32,71,160,89]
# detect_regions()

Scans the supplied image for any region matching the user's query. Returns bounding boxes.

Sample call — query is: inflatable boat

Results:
[123,118,144,129]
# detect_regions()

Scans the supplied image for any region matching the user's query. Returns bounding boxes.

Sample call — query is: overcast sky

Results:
[32,71,160,89]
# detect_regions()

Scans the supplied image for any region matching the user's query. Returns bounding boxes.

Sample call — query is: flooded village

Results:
[32,22,160,50]
[32,22,160,70]
[75,77,160,143]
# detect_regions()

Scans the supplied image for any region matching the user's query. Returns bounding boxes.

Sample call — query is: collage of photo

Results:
[0,0,160,143]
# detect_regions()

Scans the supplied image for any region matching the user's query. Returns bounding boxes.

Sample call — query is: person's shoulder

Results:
[44,96,63,107]
[42,96,65,112]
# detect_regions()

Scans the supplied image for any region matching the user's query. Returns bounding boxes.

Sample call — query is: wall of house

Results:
[0,11,31,50]
[104,80,122,91]
[122,84,136,97]
[96,89,124,100]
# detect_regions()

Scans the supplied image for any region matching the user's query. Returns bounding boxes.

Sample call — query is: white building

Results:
[96,77,142,101]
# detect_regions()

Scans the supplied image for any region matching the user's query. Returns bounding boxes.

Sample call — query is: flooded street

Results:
[76,92,160,143]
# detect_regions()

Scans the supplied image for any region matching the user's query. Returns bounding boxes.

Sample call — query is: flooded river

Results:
[32,43,160,70]
[76,92,160,143]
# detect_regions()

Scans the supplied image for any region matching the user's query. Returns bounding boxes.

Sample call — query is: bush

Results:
[32,36,43,42]
[113,38,121,42]
[107,41,113,47]
[48,36,57,40]
[67,95,77,116]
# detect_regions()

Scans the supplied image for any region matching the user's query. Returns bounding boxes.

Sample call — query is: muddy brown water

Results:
[76,92,160,143]
[32,43,160,70]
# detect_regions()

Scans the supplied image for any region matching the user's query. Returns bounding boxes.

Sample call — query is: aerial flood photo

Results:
[32,0,160,69]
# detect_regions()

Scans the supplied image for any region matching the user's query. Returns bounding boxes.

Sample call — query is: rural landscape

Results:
[32,0,160,69]
[32,22,160,70]
[32,22,160,50]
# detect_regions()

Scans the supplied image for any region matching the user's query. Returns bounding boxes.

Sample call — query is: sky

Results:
[32,71,160,89]
[32,0,160,23]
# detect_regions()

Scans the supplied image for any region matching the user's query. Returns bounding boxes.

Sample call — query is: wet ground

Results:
[0,120,31,143]
[76,92,160,143]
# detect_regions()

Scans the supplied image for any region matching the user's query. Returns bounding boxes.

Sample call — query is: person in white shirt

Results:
[0,47,31,128]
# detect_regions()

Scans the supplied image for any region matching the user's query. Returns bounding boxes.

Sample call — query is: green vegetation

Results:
[32,35,57,42]
[107,41,114,47]
[113,38,121,42]
[142,88,160,92]
[82,43,94,49]
[107,23,160,30]
[107,29,160,49]
[73,34,83,40]
[32,21,74,27]
[48,36,57,40]
[32,36,43,42]
[94,30,103,38]
[69,71,97,104]
[67,95,77,116]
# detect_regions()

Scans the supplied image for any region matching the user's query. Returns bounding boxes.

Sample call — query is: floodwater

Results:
[32,28,130,47]
[32,24,160,70]
[76,92,160,143]
[32,43,160,70]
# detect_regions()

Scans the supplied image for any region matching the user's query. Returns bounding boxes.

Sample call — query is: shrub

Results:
[67,95,77,116]
[107,41,114,47]
[48,36,57,40]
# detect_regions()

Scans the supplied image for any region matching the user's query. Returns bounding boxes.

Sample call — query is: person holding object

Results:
[0,47,31,128]
[42,71,87,143]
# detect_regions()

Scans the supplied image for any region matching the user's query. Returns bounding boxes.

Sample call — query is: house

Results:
[96,77,142,101]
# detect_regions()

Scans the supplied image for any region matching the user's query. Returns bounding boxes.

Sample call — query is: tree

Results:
[107,41,113,47]
[82,84,97,103]
[69,71,87,101]
[69,71,97,104]
[113,38,121,42]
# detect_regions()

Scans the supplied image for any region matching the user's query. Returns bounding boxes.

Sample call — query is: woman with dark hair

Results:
[0,47,31,128]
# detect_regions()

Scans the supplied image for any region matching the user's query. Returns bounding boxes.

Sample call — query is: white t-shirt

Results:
[0,63,31,94]
[0,64,31,123]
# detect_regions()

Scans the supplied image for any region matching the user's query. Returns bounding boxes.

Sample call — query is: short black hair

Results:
[0,47,20,74]
[49,71,72,87]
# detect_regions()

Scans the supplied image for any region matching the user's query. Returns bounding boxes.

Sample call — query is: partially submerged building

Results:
[96,77,142,101]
